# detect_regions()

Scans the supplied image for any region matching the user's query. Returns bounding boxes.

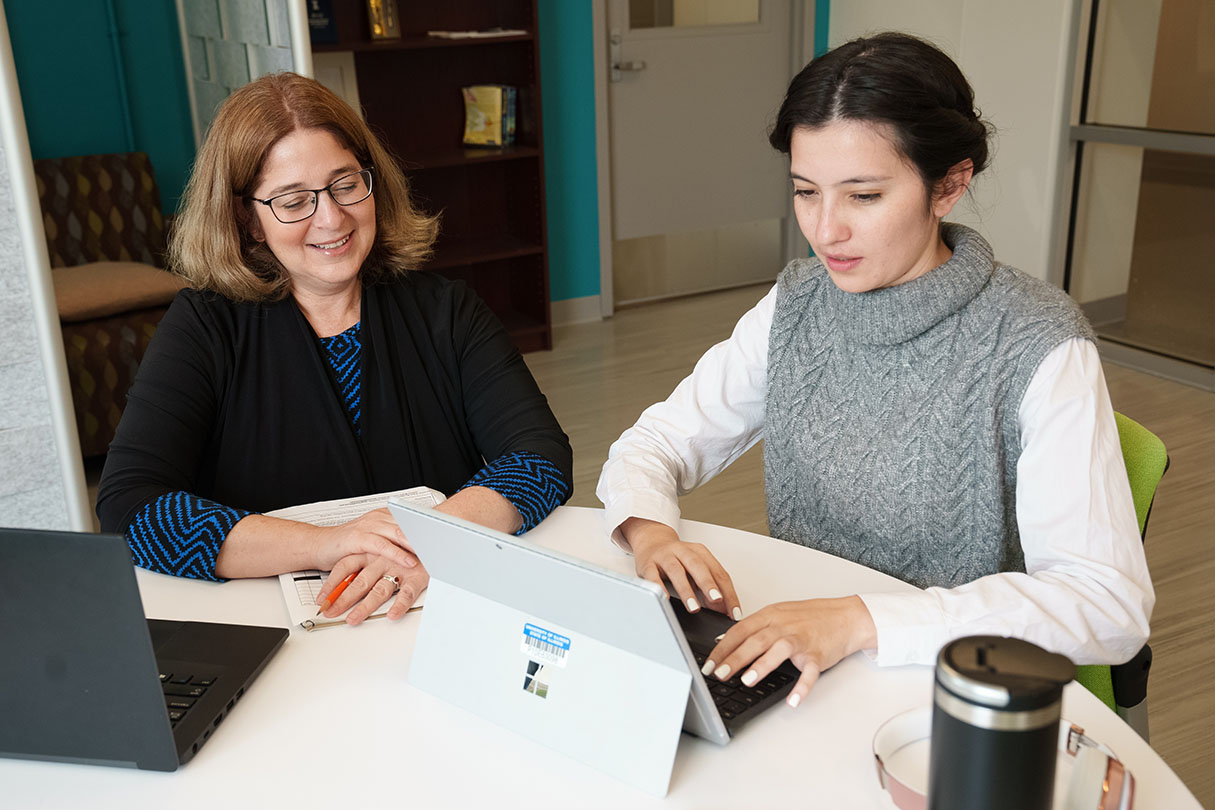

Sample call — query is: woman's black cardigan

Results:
[98,271,572,533]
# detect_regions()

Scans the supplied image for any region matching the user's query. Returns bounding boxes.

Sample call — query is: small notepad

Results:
[270,486,444,630]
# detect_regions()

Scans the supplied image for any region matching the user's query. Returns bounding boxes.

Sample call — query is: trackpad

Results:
[146,618,187,653]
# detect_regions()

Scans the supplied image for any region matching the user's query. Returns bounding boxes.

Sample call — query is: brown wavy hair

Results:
[170,72,438,301]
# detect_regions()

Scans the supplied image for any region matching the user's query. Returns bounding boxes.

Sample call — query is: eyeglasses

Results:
[247,168,375,224]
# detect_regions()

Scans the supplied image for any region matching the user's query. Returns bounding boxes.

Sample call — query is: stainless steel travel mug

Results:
[927,636,1075,810]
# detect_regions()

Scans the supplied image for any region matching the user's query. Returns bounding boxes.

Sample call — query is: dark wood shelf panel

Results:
[313,33,533,53]
[429,236,543,270]
[498,311,546,333]
[401,145,540,171]
[498,313,550,352]
[317,0,551,352]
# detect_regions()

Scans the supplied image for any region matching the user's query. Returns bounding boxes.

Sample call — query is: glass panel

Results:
[1070,143,1215,367]
[1086,0,1215,135]
[630,0,759,30]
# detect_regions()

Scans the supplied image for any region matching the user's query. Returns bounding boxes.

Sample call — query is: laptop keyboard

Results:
[692,653,795,721]
[159,672,217,726]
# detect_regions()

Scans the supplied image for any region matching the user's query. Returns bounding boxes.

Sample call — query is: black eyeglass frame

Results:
[246,167,375,224]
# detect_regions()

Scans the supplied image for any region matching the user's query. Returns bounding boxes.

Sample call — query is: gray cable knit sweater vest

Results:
[763,224,1094,589]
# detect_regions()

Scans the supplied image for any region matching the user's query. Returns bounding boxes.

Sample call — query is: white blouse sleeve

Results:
[595,285,777,550]
[858,338,1155,667]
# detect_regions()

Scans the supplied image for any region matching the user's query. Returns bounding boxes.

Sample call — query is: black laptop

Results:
[0,527,288,771]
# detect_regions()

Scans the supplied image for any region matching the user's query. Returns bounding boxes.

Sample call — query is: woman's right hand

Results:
[308,507,419,573]
[622,517,742,619]
[316,553,428,624]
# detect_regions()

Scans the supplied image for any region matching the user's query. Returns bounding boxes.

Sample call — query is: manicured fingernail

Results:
[686,597,700,612]
[732,607,743,621]
[713,664,731,680]
[787,692,801,708]
[741,670,758,687]
[701,659,715,676]
[708,588,722,601]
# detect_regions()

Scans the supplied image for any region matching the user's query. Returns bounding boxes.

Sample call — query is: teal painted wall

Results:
[5,3,126,154]
[117,1,196,212]
[815,0,830,56]
[3,0,195,215]
[538,1,601,301]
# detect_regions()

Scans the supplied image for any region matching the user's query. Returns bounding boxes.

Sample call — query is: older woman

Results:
[597,33,1153,708]
[98,73,571,624]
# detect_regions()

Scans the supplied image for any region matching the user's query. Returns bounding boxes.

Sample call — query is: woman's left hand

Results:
[316,553,429,624]
[704,596,877,707]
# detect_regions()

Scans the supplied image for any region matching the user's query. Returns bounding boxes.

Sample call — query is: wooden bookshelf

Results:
[313,0,552,352]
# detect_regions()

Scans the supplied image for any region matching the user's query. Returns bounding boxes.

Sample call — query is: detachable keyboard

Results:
[692,652,796,722]
[666,595,802,734]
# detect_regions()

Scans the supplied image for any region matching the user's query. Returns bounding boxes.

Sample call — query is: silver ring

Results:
[381,574,400,590]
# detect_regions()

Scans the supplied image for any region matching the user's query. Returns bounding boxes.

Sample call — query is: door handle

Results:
[610,30,646,82]
[611,59,647,81]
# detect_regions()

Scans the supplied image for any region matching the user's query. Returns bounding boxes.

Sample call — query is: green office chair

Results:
[1074,412,1168,741]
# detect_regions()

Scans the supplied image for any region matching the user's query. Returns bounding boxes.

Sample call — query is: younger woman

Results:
[597,33,1152,707]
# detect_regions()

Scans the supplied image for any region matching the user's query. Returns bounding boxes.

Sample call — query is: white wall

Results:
[830,1,1078,282]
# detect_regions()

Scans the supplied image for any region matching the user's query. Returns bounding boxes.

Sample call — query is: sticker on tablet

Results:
[522,660,551,698]
[521,622,570,668]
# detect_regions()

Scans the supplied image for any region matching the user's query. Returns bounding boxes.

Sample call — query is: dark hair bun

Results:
[770,32,993,188]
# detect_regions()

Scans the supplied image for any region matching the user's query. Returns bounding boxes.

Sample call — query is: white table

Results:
[1,507,1200,808]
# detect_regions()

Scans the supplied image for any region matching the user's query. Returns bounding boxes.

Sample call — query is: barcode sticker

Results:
[521,623,571,668]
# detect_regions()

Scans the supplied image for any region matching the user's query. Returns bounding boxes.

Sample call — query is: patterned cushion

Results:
[33,152,173,457]
[33,152,167,269]
[61,307,167,458]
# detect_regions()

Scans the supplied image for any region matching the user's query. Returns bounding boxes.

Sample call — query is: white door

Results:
[605,0,805,305]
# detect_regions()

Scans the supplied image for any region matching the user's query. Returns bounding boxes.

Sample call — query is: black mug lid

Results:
[936,636,1075,711]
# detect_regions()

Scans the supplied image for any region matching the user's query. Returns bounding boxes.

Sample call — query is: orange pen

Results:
[315,572,357,616]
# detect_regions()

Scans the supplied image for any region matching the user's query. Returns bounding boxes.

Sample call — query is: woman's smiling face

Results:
[789,120,962,294]
[248,127,376,297]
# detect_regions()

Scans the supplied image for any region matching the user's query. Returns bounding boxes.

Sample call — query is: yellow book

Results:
[462,85,505,147]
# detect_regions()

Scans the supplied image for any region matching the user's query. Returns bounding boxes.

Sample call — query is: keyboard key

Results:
[711,684,735,698]
[166,697,196,709]
[194,676,217,686]
[163,684,207,698]
[722,699,747,715]
[159,672,171,682]
[168,709,186,721]
[169,674,192,684]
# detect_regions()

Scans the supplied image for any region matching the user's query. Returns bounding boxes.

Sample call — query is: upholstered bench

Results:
[34,153,185,458]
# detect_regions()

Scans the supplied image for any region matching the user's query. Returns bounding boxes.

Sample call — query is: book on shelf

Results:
[504,85,517,144]
[307,0,338,44]
[461,85,518,148]
[367,0,401,40]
